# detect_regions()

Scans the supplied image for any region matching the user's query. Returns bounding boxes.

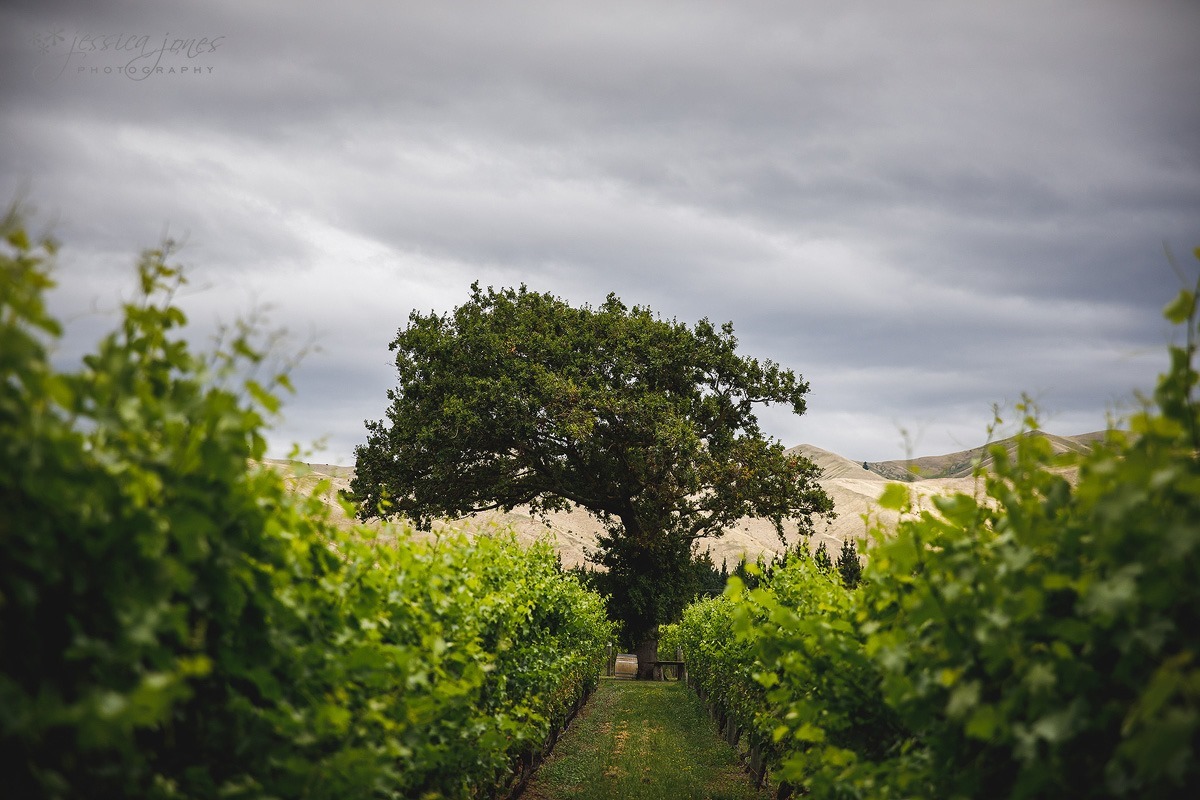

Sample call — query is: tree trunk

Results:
[634,635,658,680]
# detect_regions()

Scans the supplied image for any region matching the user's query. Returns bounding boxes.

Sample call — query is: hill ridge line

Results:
[265,429,1105,569]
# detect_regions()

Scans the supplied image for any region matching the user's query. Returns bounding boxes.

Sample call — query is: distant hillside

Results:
[265,430,1109,569]
[863,430,1108,482]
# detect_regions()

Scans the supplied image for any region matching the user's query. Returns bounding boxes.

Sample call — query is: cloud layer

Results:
[3,0,1198,463]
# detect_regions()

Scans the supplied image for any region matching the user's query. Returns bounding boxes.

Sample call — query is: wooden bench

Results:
[650,660,686,681]
[605,644,686,681]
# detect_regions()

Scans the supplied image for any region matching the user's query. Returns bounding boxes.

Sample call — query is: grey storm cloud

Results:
[2,0,1198,465]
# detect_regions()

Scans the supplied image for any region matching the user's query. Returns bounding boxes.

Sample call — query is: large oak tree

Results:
[351,284,832,673]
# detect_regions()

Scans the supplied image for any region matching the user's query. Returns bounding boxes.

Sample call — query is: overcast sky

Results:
[3,0,1198,465]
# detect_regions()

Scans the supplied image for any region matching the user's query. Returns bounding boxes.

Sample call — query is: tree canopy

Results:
[351,283,833,648]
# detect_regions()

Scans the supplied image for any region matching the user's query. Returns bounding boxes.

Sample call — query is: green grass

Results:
[521,679,766,800]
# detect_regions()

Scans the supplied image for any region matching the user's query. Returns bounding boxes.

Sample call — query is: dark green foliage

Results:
[836,538,863,588]
[813,541,833,573]
[0,211,614,799]
[351,283,832,645]
[568,561,602,591]
[725,543,809,592]
[693,548,732,598]
[731,554,769,591]
[590,529,699,649]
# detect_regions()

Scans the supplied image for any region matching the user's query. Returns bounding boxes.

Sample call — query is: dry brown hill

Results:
[265,431,1103,569]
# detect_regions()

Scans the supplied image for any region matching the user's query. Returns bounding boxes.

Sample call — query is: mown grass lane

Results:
[521,678,766,800]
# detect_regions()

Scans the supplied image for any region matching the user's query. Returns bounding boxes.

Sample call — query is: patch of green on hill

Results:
[865,429,1106,481]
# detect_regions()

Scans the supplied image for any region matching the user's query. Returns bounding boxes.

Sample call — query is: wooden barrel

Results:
[613,654,638,679]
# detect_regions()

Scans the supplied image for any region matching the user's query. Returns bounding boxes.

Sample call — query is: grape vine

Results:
[0,210,614,799]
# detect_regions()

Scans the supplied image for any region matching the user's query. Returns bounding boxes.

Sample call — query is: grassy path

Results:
[521,679,766,800]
